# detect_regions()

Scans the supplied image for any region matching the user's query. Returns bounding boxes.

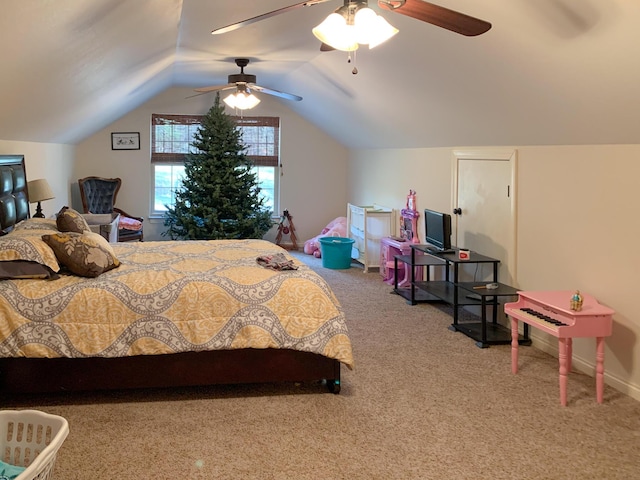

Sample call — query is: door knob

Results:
[453,208,462,215]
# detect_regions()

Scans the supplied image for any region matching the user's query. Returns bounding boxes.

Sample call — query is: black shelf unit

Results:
[392,254,447,304]
[394,245,529,348]
[452,281,531,348]
[413,281,483,306]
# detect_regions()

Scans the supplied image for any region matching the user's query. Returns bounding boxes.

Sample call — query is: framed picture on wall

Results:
[111,132,140,150]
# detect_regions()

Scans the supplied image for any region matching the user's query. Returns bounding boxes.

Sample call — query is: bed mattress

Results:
[0,238,353,369]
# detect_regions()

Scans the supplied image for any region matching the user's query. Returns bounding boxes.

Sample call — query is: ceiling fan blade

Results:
[320,42,335,52]
[186,90,216,99]
[378,0,491,37]
[212,0,333,35]
[251,85,303,102]
[194,84,234,93]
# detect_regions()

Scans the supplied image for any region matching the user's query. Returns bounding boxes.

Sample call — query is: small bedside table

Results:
[454,282,531,348]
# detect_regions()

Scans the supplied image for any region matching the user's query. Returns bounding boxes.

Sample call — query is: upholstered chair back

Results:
[78,177,121,215]
[78,176,143,242]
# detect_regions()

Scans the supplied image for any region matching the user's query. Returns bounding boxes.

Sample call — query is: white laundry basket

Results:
[0,410,69,480]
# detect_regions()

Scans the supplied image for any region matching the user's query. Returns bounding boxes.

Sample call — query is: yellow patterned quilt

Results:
[0,239,354,368]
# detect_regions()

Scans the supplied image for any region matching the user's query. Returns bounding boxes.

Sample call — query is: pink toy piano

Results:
[505,290,615,406]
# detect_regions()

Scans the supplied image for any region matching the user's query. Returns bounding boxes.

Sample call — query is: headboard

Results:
[0,155,30,235]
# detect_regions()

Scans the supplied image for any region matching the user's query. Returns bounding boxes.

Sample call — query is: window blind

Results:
[151,114,280,167]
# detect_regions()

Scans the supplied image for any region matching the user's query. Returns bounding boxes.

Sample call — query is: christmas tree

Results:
[163,94,273,240]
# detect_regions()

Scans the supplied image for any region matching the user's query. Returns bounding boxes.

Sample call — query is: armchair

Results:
[78,176,143,242]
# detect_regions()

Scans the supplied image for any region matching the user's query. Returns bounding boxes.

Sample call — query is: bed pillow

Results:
[56,206,91,234]
[0,260,59,280]
[41,231,120,278]
[0,233,60,272]
[14,217,59,232]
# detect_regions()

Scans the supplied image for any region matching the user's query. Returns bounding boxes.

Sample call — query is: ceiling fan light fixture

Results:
[356,8,399,48]
[312,12,359,51]
[312,4,397,52]
[223,87,261,110]
[353,7,377,44]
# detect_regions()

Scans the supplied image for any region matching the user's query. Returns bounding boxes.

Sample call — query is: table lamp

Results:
[27,179,55,218]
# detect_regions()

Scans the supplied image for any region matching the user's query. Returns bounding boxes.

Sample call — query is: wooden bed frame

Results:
[0,155,341,395]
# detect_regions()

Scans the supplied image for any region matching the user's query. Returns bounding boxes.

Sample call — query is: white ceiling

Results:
[2,0,639,149]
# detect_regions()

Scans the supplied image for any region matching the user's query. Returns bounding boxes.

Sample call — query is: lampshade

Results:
[27,178,55,218]
[355,8,399,48]
[312,4,398,52]
[27,179,54,203]
[223,86,261,110]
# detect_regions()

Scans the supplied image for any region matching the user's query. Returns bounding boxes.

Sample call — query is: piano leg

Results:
[558,338,569,406]
[510,317,519,374]
[567,338,573,373]
[596,336,605,404]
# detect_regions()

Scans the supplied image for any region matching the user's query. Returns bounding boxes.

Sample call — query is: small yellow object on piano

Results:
[570,290,583,311]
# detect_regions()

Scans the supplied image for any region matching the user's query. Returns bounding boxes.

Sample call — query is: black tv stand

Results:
[393,245,528,347]
[395,246,498,313]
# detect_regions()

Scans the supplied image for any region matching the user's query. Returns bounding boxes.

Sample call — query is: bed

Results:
[0,155,353,395]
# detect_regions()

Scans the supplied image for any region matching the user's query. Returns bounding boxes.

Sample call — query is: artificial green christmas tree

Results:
[163,94,273,240]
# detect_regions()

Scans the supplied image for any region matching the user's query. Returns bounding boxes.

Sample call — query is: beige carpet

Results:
[3,252,639,479]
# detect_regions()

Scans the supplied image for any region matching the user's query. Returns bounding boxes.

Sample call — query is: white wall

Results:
[74,87,349,243]
[0,139,75,217]
[349,144,640,401]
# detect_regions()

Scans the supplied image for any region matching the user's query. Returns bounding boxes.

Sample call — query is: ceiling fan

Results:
[193,58,302,108]
[211,0,492,39]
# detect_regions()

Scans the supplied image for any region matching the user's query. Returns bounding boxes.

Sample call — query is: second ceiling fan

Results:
[212,1,492,50]
[194,58,302,110]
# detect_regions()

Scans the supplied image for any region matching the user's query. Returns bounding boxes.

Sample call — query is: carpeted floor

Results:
[3,252,639,479]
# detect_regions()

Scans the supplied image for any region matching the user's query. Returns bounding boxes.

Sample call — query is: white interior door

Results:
[452,150,517,286]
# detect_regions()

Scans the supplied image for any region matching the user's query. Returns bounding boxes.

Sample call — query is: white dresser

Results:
[347,203,395,272]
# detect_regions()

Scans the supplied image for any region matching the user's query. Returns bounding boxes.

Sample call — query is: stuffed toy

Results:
[303,217,348,258]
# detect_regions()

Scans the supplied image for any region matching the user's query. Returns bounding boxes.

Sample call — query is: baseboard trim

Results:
[529,332,640,402]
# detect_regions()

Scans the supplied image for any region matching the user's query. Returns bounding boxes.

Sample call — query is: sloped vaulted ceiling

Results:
[1,0,640,149]
[0,0,182,144]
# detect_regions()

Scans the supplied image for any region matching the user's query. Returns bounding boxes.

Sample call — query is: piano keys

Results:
[505,290,615,406]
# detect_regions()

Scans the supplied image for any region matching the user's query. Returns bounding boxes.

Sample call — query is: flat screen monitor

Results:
[424,208,452,251]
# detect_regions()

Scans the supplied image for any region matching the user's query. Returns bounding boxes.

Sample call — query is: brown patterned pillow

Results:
[56,206,90,233]
[42,231,120,278]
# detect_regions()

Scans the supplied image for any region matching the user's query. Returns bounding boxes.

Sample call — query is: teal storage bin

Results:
[319,237,355,269]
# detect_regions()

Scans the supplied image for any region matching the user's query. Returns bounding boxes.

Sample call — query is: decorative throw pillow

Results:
[56,206,90,234]
[85,231,118,259]
[0,233,60,272]
[41,231,121,278]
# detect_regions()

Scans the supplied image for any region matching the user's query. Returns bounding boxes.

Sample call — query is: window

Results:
[153,164,185,212]
[151,114,280,216]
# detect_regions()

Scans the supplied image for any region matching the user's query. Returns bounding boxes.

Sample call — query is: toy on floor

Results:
[303,216,348,258]
[275,210,298,250]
